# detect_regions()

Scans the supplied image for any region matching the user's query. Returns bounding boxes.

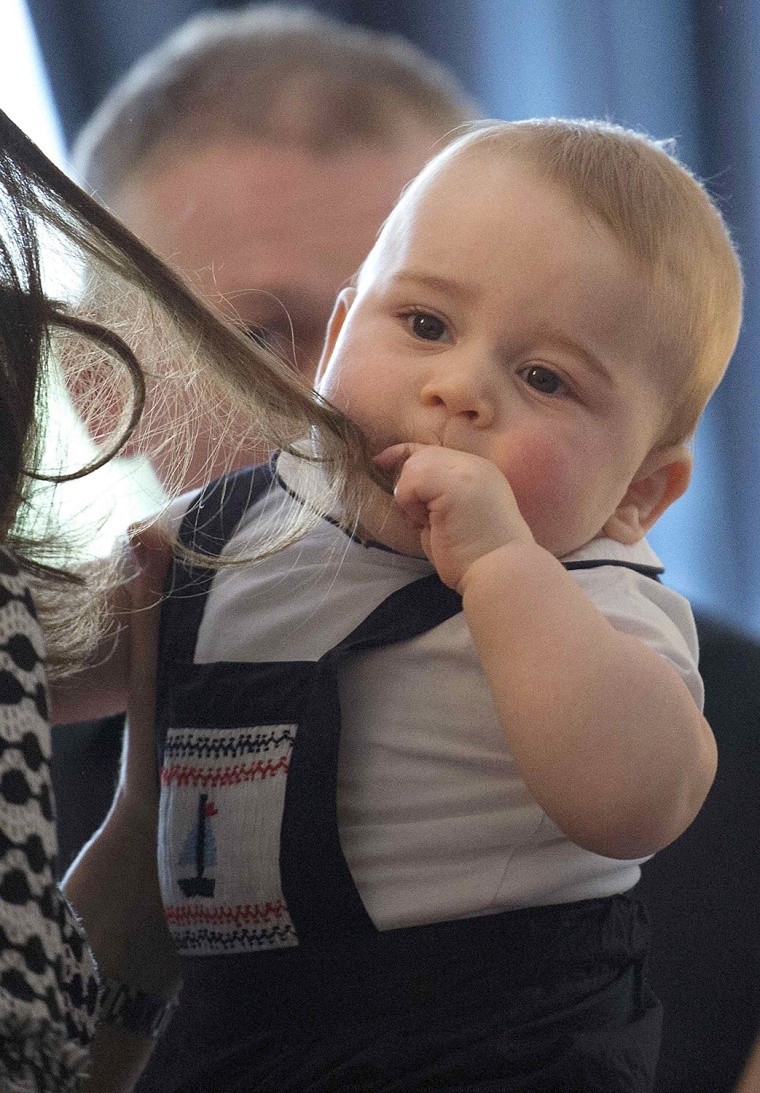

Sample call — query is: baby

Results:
[63,120,743,1092]
[308,118,742,859]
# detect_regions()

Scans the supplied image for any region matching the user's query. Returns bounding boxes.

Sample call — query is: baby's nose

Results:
[421,359,495,424]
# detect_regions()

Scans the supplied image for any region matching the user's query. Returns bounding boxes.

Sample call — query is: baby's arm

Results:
[62,533,180,1092]
[383,444,716,861]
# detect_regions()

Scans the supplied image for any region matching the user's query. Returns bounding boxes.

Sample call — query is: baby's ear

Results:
[603,444,693,544]
[314,287,357,384]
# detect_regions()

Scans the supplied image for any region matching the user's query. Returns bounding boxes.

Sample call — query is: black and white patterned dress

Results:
[0,549,98,1091]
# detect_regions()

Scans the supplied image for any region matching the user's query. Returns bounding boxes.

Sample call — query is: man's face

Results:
[113,135,440,383]
[317,152,674,559]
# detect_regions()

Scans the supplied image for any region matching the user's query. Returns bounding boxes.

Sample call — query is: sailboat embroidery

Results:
[178,793,218,897]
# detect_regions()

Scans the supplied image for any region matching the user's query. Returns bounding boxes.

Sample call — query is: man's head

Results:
[316,120,743,557]
[71,5,477,487]
[72,4,477,377]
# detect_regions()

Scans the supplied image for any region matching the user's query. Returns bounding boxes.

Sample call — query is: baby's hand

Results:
[374,444,534,591]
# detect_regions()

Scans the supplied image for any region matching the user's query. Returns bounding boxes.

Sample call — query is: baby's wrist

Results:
[458,539,553,598]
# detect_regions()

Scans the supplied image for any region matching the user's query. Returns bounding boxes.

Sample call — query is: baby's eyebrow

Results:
[389,270,479,305]
[540,332,615,387]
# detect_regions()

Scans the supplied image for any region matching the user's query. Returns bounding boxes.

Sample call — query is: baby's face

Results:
[317,152,671,558]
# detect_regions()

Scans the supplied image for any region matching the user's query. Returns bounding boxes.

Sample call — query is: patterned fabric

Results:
[0,549,98,1091]
[160,723,298,954]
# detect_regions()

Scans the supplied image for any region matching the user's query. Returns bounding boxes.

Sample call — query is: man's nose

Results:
[419,354,496,426]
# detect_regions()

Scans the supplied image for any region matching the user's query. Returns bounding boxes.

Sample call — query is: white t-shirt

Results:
[167,455,702,931]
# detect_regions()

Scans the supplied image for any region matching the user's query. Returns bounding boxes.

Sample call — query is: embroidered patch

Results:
[159,725,298,953]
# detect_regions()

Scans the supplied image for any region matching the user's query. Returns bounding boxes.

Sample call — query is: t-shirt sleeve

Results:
[566,564,704,711]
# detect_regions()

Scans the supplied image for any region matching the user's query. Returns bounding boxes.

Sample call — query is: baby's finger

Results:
[373,442,432,476]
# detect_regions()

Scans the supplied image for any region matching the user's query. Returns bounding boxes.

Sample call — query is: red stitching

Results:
[161,756,290,787]
[165,901,287,926]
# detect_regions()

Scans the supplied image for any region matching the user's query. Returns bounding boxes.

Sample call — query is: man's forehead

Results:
[124,132,437,205]
[114,137,445,281]
[119,141,390,241]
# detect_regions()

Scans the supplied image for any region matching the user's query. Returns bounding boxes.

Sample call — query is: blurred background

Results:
[2,0,759,637]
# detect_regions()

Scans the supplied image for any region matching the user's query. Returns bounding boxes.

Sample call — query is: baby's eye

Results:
[520,365,568,396]
[403,311,450,342]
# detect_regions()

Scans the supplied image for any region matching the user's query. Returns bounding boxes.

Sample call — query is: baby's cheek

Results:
[499,436,588,550]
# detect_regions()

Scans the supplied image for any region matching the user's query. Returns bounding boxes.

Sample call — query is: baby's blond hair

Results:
[390,119,743,444]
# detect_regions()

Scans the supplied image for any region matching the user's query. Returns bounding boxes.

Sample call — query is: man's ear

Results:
[603,444,693,544]
[314,286,357,386]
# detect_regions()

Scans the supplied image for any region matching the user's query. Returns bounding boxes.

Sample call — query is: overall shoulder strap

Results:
[154,463,275,768]
[280,572,463,943]
[563,558,663,582]
[160,461,276,665]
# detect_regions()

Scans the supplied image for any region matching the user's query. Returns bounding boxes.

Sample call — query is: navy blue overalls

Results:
[138,462,663,1093]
